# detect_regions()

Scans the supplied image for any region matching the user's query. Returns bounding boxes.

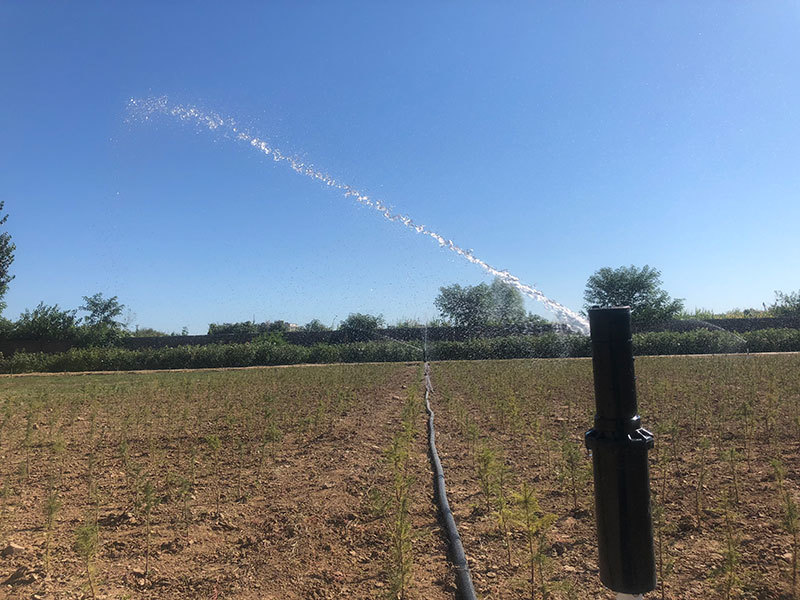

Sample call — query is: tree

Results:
[0,316,13,337]
[0,202,15,314]
[302,319,329,332]
[434,283,493,328]
[339,313,384,342]
[80,293,125,329]
[583,265,684,326]
[207,321,268,336]
[133,327,168,337]
[489,278,526,324]
[771,290,800,318]
[394,318,423,329]
[434,277,529,328]
[267,320,290,333]
[14,302,80,340]
[522,313,550,327]
[78,293,128,346]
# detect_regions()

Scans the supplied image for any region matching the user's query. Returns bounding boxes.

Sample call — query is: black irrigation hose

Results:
[424,362,478,600]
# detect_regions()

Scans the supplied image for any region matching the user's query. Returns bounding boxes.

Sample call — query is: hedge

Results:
[1,328,798,374]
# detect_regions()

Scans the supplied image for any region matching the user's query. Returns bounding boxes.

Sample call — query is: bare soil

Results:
[429,356,800,600]
[3,355,798,600]
[0,364,453,599]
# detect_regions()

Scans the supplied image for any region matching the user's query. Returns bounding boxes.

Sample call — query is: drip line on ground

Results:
[424,362,478,600]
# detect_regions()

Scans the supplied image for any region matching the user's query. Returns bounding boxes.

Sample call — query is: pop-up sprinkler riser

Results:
[585,307,657,596]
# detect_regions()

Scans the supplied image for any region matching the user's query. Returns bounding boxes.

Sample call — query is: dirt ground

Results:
[0,364,453,599]
[2,355,798,600]
[429,356,800,600]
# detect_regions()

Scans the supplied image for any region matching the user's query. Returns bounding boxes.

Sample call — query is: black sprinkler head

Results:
[585,306,656,595]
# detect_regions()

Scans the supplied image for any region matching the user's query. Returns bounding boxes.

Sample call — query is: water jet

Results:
[129,96,590,335]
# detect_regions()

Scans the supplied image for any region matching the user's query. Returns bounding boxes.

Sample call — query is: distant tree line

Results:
[0,195,797,350]
[0,294,129,347]
[582,264,799,325]
[207,320,294,336]
[1,274,796,351]
[678,290,800,320]
[433,277,550,329]
[0,202,14,315]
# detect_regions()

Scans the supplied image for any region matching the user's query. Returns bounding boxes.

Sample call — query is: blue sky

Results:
[1,2,798,333]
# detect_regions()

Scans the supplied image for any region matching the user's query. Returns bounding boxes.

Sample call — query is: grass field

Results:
[0,355,798,599]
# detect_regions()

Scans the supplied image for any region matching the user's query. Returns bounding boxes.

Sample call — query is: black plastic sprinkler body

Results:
[585,307,656,596]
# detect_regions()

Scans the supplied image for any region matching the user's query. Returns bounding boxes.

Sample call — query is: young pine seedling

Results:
[173,474,193,538]
[74,519,99,599]
[560,437,589,513]
[388,487,413,600]
[493,460,514,567]
[235,433,247,501]
[466,420,480,462]
[737,401,753,471]
[723,448,740,505]
[386,443,412,597]
[52,432,66,486]
[514,482,556,600]
[384,393,418,600]
[651,499,675,600]
[257,415,282,487]
[476,446,498,515]
[205,434,223,516]
[773,459,799,597]
[694,437,712,528]
[43,481,61,576]
[22,405,36,483]
[141,478,160,582]
[714,492,741,600]
[86,438,102,525]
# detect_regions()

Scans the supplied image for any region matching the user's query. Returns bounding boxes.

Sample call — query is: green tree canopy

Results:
[489,278,526,324]
[133,327,168,337]
[267,320,291,333]
[770,290,800,318]
[583,265,684,325]
[78,293,128,346]
[434,282,493,328]
[339,312,384,342]
[393,318,423,329]
[14,302,80,340]
[434,277,530,328]
[80,293,125,329]
[302,319,329,332]
[208,321,269,336]
[0,201,15,314]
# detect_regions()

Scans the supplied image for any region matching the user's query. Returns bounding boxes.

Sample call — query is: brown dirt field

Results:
[0,363,453,599]
[428,356,800,600]
[4,354,798,600]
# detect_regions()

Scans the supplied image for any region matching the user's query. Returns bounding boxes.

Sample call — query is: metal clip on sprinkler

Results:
[585,307,656,599]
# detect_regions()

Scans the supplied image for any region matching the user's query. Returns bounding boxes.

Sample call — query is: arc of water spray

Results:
[129,96,590,335]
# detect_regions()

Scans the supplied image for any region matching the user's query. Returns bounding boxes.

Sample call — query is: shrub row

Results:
[0,340,421,375]
[430,333,591,361]
[1,329,798,374]
[633,329,747,356]
[428,329,800,361]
